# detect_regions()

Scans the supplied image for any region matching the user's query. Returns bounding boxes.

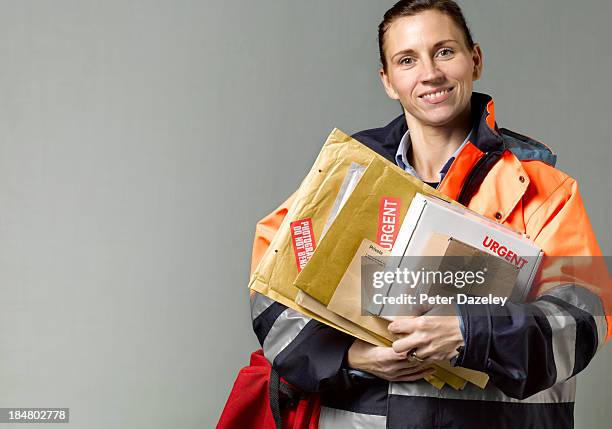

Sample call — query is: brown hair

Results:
[378,0,475,71]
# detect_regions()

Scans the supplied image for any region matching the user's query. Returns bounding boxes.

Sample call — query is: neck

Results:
[404,105,472,183]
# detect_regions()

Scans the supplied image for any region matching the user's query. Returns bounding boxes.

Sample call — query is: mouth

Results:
[418,87,454,104]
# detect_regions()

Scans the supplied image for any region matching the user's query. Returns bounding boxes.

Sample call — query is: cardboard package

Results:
[371,233,520,320]
[369,193,543,317]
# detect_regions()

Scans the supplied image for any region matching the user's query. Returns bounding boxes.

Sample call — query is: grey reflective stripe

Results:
[250,291,276,321]
[533,299,576,383]
[389,376,576,403]
[545,284,608,350]
[595,314,607,352]
[263,308,310,363]
[318,406,386,429]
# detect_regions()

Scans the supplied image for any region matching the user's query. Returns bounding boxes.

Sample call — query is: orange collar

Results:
[439,143,529,225]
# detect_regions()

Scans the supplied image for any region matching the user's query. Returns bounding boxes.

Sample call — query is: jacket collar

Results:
[381,92,506,161]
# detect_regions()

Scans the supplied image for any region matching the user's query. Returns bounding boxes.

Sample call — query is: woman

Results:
[250,1,608,428]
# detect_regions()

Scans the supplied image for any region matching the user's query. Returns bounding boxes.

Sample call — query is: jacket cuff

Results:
[273,320,355,393]
[454,303,492,371]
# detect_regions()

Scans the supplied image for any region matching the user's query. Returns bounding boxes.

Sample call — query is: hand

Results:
[347,339,436,382]
[388,312,464,363]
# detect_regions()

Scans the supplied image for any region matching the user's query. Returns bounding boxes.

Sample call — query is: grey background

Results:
[0,0,609,428]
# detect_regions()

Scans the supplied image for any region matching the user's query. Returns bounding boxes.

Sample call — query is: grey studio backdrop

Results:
[0,0,610,428]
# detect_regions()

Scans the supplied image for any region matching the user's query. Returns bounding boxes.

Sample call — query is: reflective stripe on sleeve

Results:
[250,291,275,321]
[532,299,577,383]
[263,307,310,363]
[544,284,607,351]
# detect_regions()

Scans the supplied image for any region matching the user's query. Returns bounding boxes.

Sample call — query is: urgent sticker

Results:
[377,197,401,251]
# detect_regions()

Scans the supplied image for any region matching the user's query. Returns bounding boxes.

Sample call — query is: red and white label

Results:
[290,218,317,272]
[482,235,528,268]
[377,197,401,251]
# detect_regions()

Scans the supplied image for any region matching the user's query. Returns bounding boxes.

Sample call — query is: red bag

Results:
[217,349,320,429]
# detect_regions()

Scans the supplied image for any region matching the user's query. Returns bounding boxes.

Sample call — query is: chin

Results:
[417,111,459,127]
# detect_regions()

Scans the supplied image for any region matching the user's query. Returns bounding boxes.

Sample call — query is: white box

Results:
[369,193,543,317]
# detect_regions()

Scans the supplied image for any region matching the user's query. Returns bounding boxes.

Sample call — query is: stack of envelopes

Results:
[249,128,489,390]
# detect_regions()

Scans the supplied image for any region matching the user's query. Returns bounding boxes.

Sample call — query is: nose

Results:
[420,58,445,84]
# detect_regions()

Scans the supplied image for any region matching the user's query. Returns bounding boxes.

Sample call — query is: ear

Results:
[471,43,484,81]
[379,67,400,100]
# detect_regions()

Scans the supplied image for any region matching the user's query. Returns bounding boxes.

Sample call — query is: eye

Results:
[399,56,415,66]
[436,48,454,58]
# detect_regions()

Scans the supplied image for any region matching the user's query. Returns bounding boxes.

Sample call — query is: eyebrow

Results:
[391,39,460,61]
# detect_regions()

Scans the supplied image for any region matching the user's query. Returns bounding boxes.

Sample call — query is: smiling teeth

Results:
[422,89,449,99]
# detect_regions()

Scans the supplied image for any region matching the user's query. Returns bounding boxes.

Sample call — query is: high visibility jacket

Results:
[249,92,609,429]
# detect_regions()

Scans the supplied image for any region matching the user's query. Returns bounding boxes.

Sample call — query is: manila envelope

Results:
[248,129,392,343]
[248,128,447,324]
[248,128,459,388]
[294,290,389,347]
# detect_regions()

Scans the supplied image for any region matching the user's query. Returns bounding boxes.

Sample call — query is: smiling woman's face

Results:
[380,9,483,129]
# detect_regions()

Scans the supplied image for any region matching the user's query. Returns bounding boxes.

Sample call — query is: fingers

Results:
[377,344,410,361]
[369,346,440,381]
[387,358,424,373]
[391,332,427,355]
[394,365,433,377]
[411,336,463,362]
[387,316,418,335]
[389,315,463,360]
[389,367,436,382]
[379,361,433,381]
[375,347,428,375]
[369,342,423,363]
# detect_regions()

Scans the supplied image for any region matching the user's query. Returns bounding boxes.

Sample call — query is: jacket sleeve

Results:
[454,177,610,400]
[249,194,356,393]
